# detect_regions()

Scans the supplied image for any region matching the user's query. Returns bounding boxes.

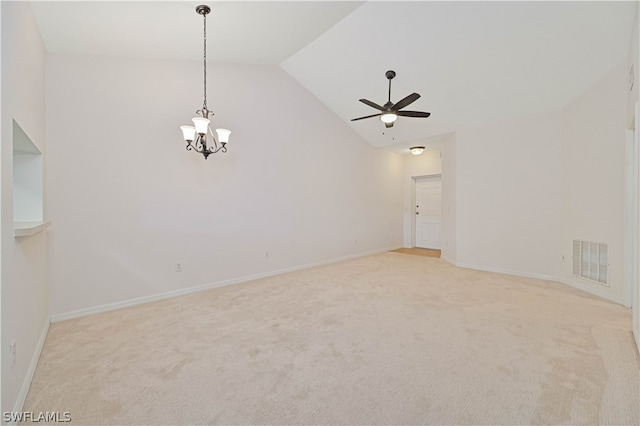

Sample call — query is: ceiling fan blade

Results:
[359,99,386,111]
[351,113,382,121]
[397,110,431,118]
[392,93,420,111]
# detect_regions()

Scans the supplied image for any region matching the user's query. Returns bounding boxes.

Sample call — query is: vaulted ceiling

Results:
[31,1,637,153]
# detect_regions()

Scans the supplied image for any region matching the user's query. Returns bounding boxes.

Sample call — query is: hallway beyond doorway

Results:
[391,247,441,258]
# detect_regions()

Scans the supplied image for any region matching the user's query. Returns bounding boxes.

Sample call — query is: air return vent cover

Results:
[572,240,608,286]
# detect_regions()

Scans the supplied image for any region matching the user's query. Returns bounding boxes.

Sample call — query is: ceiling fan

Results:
[351,70,431,128]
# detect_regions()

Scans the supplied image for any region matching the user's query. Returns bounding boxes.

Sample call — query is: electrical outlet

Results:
[175,263,183,272]
[265,251,269,258]
[354,239,358,245]
[9,341,16,368]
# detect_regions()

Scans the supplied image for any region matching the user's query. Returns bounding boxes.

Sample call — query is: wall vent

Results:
[572,240,609,286]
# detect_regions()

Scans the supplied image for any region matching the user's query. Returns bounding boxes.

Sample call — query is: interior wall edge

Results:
[439,254,456,266]
[2,0,49,416]
[10,318,49,418]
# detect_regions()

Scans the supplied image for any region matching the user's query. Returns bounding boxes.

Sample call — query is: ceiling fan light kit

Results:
[179,5,231,160]
[351,70,431,129]
[380,113,398,124]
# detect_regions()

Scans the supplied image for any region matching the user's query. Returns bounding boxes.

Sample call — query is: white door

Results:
[415,176,442,249]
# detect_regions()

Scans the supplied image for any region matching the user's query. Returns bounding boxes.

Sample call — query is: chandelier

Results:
[179,5,231,160]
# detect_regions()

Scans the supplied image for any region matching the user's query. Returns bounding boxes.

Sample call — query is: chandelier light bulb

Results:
[192,117,210,135]
[215,128,231,144]
[180,126,196,142]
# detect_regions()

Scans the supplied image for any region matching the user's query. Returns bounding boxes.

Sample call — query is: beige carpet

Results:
[24,253,639,425]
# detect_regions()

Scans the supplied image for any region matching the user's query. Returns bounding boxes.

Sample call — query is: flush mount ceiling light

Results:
[179,5,231,160]
[410,146,425,156]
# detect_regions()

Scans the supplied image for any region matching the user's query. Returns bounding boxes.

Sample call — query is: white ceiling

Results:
[31,1,637,152]
[31,1,365,63]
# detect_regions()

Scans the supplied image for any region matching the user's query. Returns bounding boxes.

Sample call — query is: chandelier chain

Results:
[202,12,207,110]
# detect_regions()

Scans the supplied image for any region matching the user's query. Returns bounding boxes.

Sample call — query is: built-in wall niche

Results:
[13,120,49,237]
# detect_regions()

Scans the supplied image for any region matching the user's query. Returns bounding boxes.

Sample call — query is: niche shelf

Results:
[13,120,49,237]
[14,221,51,237]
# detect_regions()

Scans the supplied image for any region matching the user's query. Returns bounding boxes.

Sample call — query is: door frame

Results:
[631,102,640,349]
[411,174,442,248]
[625,124,638,310]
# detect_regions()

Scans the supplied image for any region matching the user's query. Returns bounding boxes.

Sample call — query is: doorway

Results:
[413,175,442,250]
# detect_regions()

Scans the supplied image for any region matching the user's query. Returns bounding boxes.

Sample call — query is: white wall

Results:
[560,63,629,305]
[441,134,457,264]
[1,1,49,415]
[456,111,563,279]
[627,4,639,130]
[628,0,640,352]
[46,55,404,318]
[451,61,629,306]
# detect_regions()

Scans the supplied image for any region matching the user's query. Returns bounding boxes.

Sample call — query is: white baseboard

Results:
[10,318,50,424]
[557,277,625,305]
[455,261,559,282]
[49,246,626,323]
[50,246,403,323]
[454,261,625,306]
